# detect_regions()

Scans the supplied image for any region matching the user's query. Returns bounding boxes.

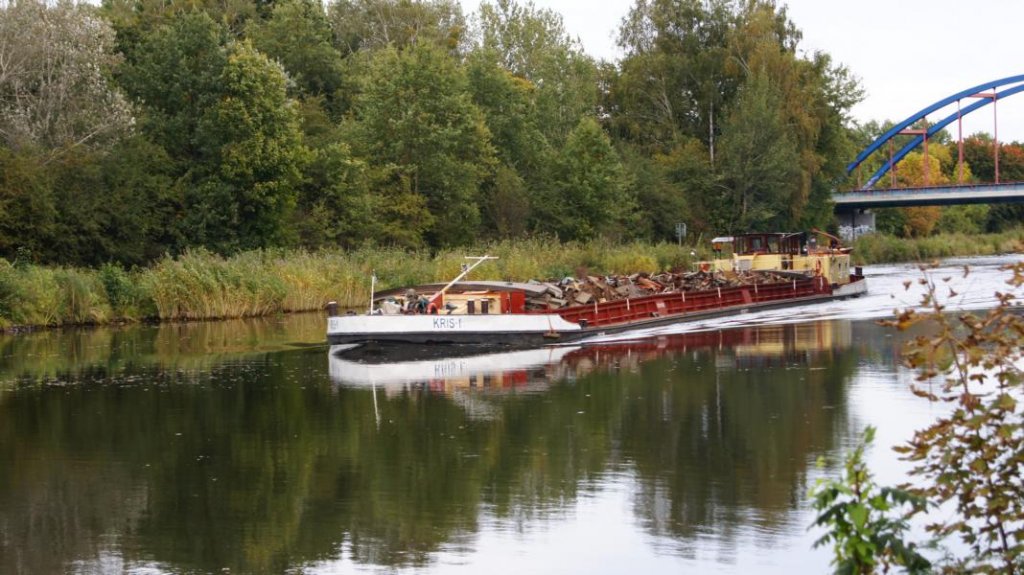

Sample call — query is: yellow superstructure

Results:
[705,232,854,285]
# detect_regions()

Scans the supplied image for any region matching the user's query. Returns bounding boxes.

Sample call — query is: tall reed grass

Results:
[1,231,1020,330]
[852,229,1024,265]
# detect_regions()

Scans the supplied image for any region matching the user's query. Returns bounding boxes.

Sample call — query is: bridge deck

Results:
[834,181,1024,209]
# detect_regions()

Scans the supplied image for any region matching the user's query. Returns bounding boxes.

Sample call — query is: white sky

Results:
[459,0,1024,143]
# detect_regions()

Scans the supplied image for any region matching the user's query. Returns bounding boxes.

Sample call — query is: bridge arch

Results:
[846,75,1024,189]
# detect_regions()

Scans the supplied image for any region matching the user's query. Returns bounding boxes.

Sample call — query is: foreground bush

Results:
[812,262,1024,572]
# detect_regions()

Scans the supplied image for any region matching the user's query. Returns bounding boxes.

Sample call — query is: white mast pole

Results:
[368,270,376,315]
[428,255,498,305]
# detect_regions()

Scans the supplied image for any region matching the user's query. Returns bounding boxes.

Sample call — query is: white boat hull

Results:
[326,313,583,345]
[328,345,581,389]
[833,278,868,298]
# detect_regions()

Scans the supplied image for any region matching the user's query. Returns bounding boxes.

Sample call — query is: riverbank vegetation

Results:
[0,239,703,329]
[852,228,1024,265]
[3,231,1022,330]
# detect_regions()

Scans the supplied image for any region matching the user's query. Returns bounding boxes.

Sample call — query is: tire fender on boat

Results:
[814,258,822,276]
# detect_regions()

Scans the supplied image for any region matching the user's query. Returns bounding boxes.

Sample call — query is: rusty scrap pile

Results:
[525,270,796,311]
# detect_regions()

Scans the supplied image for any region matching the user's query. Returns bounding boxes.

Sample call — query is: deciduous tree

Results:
[543,117,631,241]
[327,0,466,55]
[125,14,305,252]
[351,42,495,246]
[0,0,132,153]
[718,70,800,232]
[476,0,598,145]
[248,0,349,116]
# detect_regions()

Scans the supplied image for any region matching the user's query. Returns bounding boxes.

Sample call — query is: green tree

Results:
[188,40,305,251]
[542,117,631,241]
[937,204,989,235]
[292,142,379,249]
[465,48,554,237]
[125,14,305,252]
[481,164,531,239]
[248,0,349,116]
[327,0,467,56]
[725,5,859,230]
[44,138,176,265]
[0,147,56,260]
[809,426,931,574]
[465,49,549,174]
[97,136,179,263]
[622,138,714,240]
[122,13,228,164]
[613,0,737,153]
[102,0,258,51]
[476,0,598,145]
[351,43,495,246]
[962,134,996,182]
[612,0,859,233]
[717,70,800,232]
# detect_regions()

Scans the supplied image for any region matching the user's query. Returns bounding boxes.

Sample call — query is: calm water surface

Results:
[0,256,1020,574]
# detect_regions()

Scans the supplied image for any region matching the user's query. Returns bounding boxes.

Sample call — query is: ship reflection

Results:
[328,321,851,393]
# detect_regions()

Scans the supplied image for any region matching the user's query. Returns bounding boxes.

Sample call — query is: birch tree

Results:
[0,0,132,153]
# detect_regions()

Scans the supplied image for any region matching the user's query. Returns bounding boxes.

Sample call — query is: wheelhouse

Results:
[732,232,812,256]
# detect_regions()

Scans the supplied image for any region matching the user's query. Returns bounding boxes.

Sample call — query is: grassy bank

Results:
[851,229,1024,265]
[2,232,1022,330]
[0,240,704,330]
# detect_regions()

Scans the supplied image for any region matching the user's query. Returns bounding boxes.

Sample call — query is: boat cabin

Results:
[734,232,805,255]
[371,281,542,316]
[707,231,852,285]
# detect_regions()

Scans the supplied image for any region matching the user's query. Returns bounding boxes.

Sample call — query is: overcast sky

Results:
[458,0,1024,143]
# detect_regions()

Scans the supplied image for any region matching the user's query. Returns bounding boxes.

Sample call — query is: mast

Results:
[428,256,498,305]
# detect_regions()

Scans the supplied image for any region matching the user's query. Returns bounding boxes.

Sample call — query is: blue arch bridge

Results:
[836,74,1024,234]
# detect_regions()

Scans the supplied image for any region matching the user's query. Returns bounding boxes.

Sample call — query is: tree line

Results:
[0,0,1011,267]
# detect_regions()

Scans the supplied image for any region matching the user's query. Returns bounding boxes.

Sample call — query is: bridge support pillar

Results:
[837,209,875,240]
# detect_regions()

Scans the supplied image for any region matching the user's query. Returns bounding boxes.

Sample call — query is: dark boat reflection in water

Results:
[329,321,852,393]
[319,321,857,571]
[0,319,860,575]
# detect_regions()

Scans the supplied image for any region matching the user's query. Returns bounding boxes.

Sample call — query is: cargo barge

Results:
[326,232,867,347]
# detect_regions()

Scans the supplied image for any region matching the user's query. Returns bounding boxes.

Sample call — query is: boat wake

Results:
[577,255,1023,344]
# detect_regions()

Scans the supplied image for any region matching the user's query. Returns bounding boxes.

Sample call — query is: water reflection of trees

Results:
[0,312,325,385]
[0,322,859,573]
[619,328,855,543]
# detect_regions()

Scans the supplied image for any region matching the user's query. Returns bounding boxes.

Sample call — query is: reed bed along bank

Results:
[0,240,702,330]
[851,229,1024,265]
[1,232,1022,330]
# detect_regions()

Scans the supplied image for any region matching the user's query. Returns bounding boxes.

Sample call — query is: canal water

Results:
[0,256,1020,574]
